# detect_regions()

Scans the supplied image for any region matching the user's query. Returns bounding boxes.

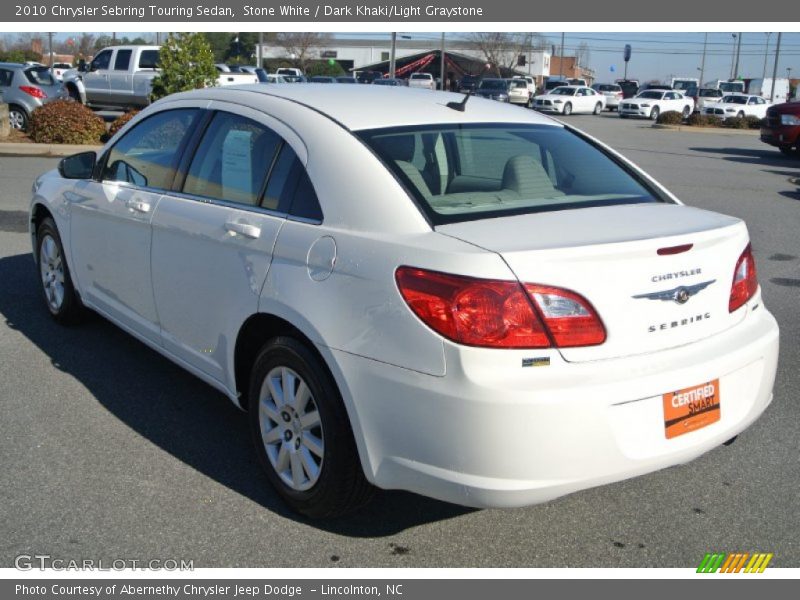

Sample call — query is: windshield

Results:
[509,80,527,89]
[410,74,429,80]
[672,80,695,91]
[699,89,721,97]
[479,80,506,90]
[550,87,576,96]
[637,91,664,100]
[358,123,665,225]
[722,95,748,104]
[719,82,744,93]
[596,85,621,92]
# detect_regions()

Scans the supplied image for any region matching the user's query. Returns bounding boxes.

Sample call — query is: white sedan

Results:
[30,85,779,517]
[619,90,694,120]
[703,94,771,120]
[533,85,606,115]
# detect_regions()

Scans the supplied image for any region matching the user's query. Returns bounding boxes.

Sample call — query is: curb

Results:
[0,142,102,157]
[651,124,759,135]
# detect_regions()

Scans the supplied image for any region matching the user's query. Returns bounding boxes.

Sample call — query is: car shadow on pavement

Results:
[689,146,800,167]
[0,252,473,536]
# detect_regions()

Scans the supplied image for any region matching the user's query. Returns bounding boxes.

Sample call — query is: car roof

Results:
[0,62,26,68]
[164,84,560,131]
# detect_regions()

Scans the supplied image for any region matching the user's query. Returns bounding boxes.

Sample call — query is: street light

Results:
[730,33,737,79]
[762,32,772,79]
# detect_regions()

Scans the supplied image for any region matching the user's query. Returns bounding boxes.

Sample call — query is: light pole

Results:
[440,32,446,91]
[730,33,737,79]
[559,32,565,78]
[733,32,742,79]
[389,32,396,78]
[770,32,782,103]
[699,32,707,88]
[762,32,772,79]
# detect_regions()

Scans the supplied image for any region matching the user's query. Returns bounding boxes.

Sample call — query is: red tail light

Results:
[395,267,605,349]
[19,86,46,99]
[729,244,758,313]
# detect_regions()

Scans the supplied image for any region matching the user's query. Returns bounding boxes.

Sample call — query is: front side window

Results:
[183,112,282,207]
[91,50,112,71]
[138,50,159,69]
[102,109,198,190]
[359,123,666,225]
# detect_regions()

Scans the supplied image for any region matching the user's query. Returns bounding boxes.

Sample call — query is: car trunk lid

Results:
[436,204,750,362]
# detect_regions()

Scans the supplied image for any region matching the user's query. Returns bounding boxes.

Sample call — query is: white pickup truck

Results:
[63,45,258,110]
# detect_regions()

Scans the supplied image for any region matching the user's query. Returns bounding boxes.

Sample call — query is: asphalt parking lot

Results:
[1,113,798,568]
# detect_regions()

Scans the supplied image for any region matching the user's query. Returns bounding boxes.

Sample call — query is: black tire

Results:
[248,336,373,518]
[683,106,692,118]
[593,102,602,115]
[563,102,572,116]
[8,104,28,130]
[619,113,629,119]
[66,84,81,103]
[650,106,660,121]
[36,217,84,324]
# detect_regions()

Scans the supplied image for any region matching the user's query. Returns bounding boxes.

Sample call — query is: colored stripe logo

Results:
[697,552,773,573]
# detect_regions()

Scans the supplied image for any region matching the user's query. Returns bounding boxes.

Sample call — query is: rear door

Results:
[150,103,299,384]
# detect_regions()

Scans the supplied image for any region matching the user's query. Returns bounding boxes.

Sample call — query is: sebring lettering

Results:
[648,312,711,332]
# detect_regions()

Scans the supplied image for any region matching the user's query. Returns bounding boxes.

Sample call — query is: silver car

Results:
[0,63,66,130]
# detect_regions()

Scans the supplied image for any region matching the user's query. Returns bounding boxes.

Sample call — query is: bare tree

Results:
[75,33,95,60]
[574,41,591,67]
[467,32,542,75]
[275,32,333,72]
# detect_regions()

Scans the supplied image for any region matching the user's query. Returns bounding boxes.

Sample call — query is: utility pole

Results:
[762,32,772,79]
[770,32,782,103]
[699,32,707,87]
[47,32,53,68]
[733,32,742,79]
[258,32,263,68]
[559,32,565,78]
[730,33,737,79]
[390,32,396,78]
[440,32,445,91]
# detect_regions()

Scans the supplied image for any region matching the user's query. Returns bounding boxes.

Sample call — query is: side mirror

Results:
[59,151,96,180]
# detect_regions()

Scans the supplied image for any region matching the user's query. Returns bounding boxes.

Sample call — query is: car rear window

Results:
[25,67,55,86]
[596,85,621,92]
[358,123,666,225]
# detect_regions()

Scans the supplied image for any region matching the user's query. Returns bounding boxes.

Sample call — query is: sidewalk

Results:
[0,142,103,157]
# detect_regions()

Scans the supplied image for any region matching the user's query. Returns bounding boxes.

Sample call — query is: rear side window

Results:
[114,50,132,71]
[0,69,13,87]
[139,50,159,69]
[360,123,665,225]
[102,109,198,191]
[183,112,281,206]
[261,144,323,221]
[25,67,55,86]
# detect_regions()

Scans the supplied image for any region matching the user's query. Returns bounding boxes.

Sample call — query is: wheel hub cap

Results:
[39,235,65,311]
[258,366,324,491]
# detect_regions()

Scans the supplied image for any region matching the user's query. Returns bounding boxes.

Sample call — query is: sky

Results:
[14,31,800,84]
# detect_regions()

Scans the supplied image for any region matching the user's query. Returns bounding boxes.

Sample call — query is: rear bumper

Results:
[332,303,779,508]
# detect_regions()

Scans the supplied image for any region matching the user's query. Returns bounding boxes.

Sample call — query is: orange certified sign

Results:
[663,379,720,439]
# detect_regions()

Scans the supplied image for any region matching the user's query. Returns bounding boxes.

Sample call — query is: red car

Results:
[761,102,800,155]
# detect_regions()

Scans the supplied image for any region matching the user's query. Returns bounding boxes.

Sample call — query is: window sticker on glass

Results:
[221,130,254,205]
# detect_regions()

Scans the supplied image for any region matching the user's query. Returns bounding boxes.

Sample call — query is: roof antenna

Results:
[446,92,471,112]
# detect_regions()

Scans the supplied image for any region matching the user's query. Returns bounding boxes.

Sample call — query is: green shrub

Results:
[686,112,710,127]
[150,32,218,102]
[28,100,105,144]
[745,115,764,129]
[721,116,749,129]
[656,110,684,125]
[105,110,139,140]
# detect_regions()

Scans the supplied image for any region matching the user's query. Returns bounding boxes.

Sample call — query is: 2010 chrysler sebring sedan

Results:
[30,85,779,518]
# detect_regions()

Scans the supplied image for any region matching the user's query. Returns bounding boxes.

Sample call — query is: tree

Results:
[94,35,114,50]
[150,33,218,102]
[467,33,540,75]
[75,33,95,61]
[275,32,333,73]
[575,41,591,67]
[202,32,233,62]
[306,60,344,77]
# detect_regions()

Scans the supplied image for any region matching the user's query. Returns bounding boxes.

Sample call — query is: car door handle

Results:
[126,199,151,213]
[225,221,261,239]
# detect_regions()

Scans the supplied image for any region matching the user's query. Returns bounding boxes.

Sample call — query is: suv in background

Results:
[761,102,800,156]
[0,62,66,130]
[689,87,724,112]
[408,72,435,91]
[615,79,640,99]
[458,74,479,93]
[592,83,624,110]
